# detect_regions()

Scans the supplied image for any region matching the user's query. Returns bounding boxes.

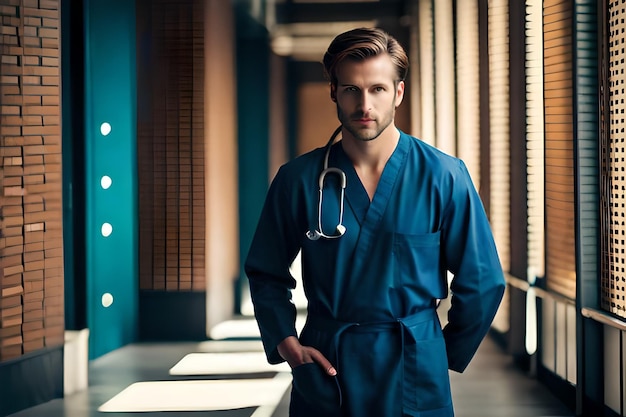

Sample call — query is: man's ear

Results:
[395,80,405,108]
[330,84,337,102]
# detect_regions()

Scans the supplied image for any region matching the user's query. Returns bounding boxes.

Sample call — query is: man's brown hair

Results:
[322,27,409,89]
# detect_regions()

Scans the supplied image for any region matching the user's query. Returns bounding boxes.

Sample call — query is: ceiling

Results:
[263,0,411,60]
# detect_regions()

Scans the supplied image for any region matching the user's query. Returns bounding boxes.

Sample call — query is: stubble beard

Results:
[337,102,396,142]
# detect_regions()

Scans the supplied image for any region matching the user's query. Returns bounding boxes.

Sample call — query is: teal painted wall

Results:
[84,0,138,359]
[235,4,271,312]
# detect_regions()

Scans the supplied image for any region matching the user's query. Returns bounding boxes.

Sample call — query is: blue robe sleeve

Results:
[441,160,506,373]
[244,166,303,364]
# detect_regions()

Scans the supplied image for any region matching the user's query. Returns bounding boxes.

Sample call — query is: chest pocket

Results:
[393,231,447,299]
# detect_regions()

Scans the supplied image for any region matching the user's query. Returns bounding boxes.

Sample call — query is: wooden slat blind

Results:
[601,0,626,317]
[572,0,597,315]
[456,0,481,185]
[435,0,456,155]
[543,0,576,299]
[526,0,545,279]
[137,0,206,291]
[488,0,510,270]
[417,0,435,145]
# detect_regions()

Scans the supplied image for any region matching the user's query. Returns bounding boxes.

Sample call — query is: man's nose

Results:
[358,92,372,111]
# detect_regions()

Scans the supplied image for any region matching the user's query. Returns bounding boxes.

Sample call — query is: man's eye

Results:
[374,87,385,92]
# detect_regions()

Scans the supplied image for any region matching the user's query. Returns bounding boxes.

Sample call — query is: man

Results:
[245,27,505,417]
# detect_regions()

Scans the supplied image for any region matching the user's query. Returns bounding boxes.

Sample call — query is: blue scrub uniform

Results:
[245,130,506,417]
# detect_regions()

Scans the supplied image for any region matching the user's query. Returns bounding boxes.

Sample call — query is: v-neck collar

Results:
[331,131,410,227]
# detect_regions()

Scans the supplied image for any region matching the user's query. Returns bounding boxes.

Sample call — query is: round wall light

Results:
[101,222,113,237]
[101,292,114,308]
[100,122,112,136]
[101,175,112,189]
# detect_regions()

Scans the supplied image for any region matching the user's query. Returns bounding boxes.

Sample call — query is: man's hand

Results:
[277,336,337,376]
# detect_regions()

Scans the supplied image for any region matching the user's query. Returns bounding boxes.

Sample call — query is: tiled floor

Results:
[7,319,574,417]
[448,336,574,417]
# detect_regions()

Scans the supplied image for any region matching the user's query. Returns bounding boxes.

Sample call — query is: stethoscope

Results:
[306,126,347,240]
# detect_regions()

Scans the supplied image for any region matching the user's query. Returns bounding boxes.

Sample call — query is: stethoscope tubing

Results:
[306,126,348,241]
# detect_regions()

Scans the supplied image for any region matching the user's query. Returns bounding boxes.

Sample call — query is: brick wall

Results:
[0,0,64,361]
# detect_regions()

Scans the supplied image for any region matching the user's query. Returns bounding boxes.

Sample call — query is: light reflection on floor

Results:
[97,319,297,414]
[169,352,290,375]
[98,374,292,413]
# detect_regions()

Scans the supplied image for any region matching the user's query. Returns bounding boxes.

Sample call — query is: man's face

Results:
[332,53,405,142]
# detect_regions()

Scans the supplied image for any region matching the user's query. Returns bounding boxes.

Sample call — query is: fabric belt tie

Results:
[306,308,438,414]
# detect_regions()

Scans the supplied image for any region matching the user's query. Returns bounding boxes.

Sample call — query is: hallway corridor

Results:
[6,316,574,417]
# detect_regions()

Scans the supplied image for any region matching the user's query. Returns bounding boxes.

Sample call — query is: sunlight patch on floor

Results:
[209,318,262,340]
[98,373,292,412]
[195,339,265,352]
[169,352,290,375]
[209,316,306,340]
